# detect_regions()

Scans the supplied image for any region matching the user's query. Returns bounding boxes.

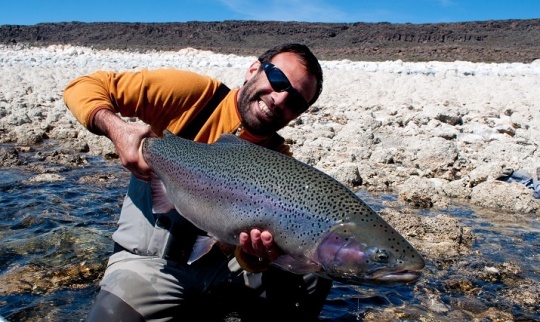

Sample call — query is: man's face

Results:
[237,52,317,136]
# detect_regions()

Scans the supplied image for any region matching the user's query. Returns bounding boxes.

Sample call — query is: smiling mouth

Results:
[258,99,274,118]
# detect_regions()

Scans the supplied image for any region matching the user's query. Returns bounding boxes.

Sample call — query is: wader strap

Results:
[177,83,231,140]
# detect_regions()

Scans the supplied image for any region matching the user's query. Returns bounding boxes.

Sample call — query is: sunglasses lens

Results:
[287,92,309,113]
[263,62,309,113]
[267,69,290,92]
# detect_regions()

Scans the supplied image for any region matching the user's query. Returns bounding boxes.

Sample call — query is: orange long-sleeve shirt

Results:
[63,68,291,155]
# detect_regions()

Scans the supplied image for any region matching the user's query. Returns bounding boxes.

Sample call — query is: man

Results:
[64,43,332,321]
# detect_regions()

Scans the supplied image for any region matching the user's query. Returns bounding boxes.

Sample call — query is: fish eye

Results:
[374,249,389,262]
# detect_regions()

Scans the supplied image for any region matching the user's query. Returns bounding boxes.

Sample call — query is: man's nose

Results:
[271,90,289,109]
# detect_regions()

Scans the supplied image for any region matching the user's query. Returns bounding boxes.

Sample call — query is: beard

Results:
[237,76,290,137]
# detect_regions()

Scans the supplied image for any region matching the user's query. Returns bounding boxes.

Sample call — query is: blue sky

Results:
[1,0,539,25]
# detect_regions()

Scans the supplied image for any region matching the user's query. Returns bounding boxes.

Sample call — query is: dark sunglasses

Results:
[262,62,310,114]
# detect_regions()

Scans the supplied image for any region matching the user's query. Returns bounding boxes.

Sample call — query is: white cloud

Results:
[218,0,348,22]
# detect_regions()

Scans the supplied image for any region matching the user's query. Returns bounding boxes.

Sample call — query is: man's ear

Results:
[244,60,261,82]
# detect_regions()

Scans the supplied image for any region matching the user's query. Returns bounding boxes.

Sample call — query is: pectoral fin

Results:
[188,235,217,265]
[150,173,175,214]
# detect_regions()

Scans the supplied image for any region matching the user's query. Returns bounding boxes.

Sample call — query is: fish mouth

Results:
[367,269,423,284]
[332,269,423,286]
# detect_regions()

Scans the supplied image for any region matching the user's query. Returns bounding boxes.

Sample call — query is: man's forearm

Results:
[92,108,127,143]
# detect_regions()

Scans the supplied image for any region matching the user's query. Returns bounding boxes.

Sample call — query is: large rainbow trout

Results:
[142,131,425,285]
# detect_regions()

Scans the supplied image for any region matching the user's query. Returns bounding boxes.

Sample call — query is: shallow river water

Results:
[0,142,538,321]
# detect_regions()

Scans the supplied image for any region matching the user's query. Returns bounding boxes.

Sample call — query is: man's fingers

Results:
[250,229,263,254]
[239,229,281,261]
[260,231,273,247]
[260,231,280,261]
[239,232,254,253]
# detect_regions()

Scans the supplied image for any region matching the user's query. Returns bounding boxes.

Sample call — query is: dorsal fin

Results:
[215,134,252,146]
[163,130,175,138]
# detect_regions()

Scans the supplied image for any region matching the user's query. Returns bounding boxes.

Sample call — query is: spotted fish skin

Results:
[142,131,425,285]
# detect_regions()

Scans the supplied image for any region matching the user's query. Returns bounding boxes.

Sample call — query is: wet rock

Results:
[0,146,25,166]
[26,173,65,182]
[0,261,105,295]
[78,172,130,185]
[475,307,514,321]
[425,295,450,313]
[33,149,89,167]
[444,279,479,295]
[0,227,111,296]
[450,296,489,314]
[502,279,540,311]
[479,262,522,283]
[60,140,89,153]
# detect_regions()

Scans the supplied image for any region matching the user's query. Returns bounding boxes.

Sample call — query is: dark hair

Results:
[258,43,323,106]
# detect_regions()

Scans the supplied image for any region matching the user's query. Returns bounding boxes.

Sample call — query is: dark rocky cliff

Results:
[1,19,539,62]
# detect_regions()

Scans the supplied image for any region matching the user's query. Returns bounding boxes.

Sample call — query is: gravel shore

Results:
[1,44,539,213]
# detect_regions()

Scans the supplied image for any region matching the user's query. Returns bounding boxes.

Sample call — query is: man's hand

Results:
[93,109,156,181]
[239,229,281,262]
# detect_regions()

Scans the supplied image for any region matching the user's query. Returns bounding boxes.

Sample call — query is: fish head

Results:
[315,222,425,285]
